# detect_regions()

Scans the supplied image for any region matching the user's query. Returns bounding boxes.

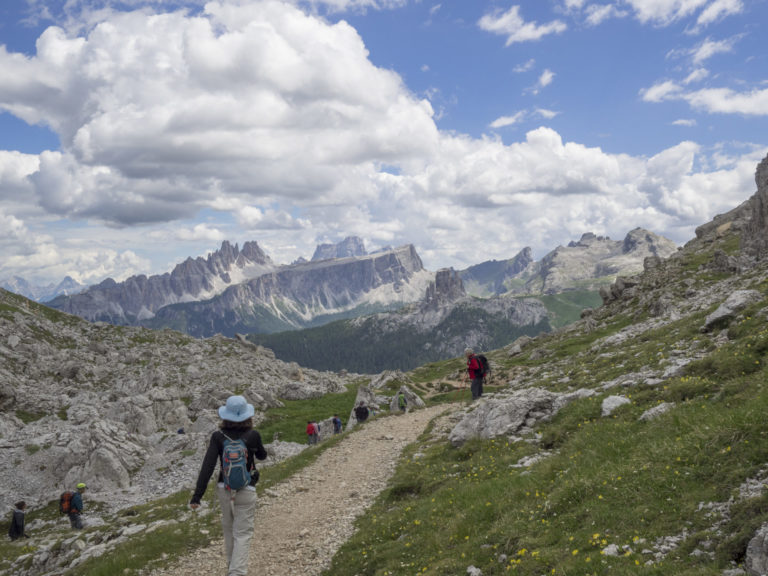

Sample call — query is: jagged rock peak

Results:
[423,268,466,309]
[311,236,367,261]
[622,228,677,255]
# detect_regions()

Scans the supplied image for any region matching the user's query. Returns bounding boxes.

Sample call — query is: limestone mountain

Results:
[311,235,367,261]
[460,228,678,296]
[143,243,434,337]
[47,240,273,324]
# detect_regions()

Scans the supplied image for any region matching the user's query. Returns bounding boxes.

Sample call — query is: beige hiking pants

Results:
[217,484,258,576]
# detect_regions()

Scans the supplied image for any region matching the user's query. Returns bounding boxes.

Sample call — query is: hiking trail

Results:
[149,404,455,576]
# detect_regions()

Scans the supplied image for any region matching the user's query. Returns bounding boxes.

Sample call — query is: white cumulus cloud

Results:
[478,6,567,45]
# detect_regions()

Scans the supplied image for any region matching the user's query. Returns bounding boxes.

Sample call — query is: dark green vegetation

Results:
[141,295,404,338]
[535,290,604,328]
[248,303,551,373]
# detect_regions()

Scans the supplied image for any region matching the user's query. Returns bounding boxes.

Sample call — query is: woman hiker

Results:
[190,395,267,576]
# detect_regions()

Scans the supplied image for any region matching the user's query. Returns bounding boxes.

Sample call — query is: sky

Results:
[0,0,767,286]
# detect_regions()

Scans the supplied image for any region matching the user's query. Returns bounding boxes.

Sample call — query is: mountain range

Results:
[42,229,676,346]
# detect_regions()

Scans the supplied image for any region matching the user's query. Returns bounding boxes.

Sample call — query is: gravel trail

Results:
[149,404,452,576]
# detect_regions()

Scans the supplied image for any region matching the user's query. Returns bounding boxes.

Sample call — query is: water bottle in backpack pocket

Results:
[221,433,251,491]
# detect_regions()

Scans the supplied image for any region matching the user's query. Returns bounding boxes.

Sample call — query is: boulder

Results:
[448,387,590,447]
[702,290,763,332]
[388,386,425,412]
[601,395,631,417]
[746,522,768,576]
[639,402,674,422]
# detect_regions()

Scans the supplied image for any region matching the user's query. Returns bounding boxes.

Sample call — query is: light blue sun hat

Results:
[218,395,255,422]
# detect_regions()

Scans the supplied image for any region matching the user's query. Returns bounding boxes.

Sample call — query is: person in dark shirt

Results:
[69,483,87,529]
[8,500,28,540]
[354,401,369,423]
[190,395,267,576]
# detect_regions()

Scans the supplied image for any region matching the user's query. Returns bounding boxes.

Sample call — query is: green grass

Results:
[257,380,362,444]
[326,366,768,575]
[15,409,45,424]
[536,290,604,328]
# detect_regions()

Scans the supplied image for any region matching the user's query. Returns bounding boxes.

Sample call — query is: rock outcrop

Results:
[448,387,594,447]
[741,154,768,263]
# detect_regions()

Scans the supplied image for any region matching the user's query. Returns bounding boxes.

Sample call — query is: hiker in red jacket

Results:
[306,421,319,444]
[465,347,483,401]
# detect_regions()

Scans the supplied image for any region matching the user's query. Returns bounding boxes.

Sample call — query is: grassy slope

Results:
[323,231,768,575]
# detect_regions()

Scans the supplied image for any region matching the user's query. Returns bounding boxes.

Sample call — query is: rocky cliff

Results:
[311,236,367,261]
[147,244,433,337]
[47,241,274,324]
[742,154,768,262]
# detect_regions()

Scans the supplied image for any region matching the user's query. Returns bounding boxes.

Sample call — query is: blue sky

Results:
[0,0,767,285]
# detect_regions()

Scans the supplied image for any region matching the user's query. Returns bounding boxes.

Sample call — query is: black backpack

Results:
[475,354,490,379]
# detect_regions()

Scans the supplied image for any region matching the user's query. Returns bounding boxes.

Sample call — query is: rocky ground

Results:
[148,404,453,576]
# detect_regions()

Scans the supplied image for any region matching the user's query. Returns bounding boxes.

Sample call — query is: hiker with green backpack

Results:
[190,395,267,576]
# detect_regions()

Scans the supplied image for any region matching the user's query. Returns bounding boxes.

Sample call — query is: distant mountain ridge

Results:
[144,244,433,337]
[460,228,678,297]
[250,267,552,372]
[0,275,86,302]
[44,228,676,349]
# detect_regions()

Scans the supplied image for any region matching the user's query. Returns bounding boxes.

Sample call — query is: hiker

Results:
[306,421,318,444]
[398,391,408,413]
[68,483,87,529]
[8,500,28,540]
[190,395,267,576]
[465,347,484,401]
[332,414,342,434]
[354,401,369,423]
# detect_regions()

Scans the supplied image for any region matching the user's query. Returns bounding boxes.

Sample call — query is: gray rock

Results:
[448,387,589,447]
[639,402,674,422]
[601,395,631,417]
[388,386,426,412]
[703,290,763,332]
[746,523,768,576]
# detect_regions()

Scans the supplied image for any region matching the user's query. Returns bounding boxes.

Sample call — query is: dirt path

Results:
[150,404,453,576]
